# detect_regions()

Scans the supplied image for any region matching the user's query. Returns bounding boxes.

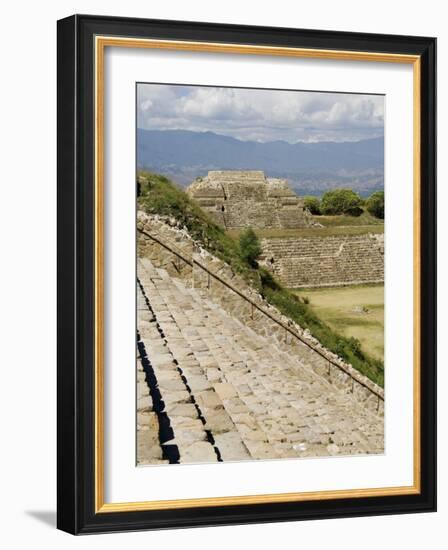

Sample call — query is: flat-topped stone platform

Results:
[186,170,310,229]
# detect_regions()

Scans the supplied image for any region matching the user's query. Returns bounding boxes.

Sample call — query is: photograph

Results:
[136,83,386,466]
[54,11,436,535]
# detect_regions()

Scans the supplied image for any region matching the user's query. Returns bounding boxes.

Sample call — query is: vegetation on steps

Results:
[238,228,263,268]
[138,171,384,387]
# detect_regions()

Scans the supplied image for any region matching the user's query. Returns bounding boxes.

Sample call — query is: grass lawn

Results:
[293,284,384,361]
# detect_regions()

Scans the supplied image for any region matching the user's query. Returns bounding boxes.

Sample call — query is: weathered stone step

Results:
[138,258,253,462]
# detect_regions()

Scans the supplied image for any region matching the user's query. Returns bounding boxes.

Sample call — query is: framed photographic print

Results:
[57,14,436,534]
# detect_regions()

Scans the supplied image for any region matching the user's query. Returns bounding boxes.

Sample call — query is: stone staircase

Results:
[137,256,384,466]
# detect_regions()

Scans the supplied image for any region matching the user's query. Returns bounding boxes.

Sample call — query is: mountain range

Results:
[137,129,384,197]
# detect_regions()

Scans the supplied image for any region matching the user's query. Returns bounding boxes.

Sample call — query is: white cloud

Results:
[137,84,384,143]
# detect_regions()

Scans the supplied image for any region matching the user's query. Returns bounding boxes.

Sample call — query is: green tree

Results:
[304,196,321,215]
[239,227,262,267]
[366,191,384,219]
[321,189,364,216]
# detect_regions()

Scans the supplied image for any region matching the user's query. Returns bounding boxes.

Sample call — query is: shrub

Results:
[239,227,262,267]
[366,191,384,219]
[304,196,321,215]
[321,189,364,216]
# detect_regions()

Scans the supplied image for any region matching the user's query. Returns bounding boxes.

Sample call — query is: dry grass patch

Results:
[293,284,384,361]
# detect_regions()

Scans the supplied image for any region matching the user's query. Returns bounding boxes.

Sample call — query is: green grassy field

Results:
[293,284,384,361]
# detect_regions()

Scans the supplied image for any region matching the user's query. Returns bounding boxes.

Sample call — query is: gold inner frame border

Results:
[94,35,421,513]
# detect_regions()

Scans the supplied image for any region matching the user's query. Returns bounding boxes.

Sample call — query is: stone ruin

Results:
[186,170,310,229]
[184,170,384,289]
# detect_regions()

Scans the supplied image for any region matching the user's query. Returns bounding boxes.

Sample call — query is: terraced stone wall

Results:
[137,218,194,282]
[261,233,384,288]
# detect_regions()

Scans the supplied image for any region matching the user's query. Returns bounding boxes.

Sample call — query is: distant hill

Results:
[137,129,384,197]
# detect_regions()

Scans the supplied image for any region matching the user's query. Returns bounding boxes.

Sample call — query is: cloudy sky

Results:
[137,83,384,143]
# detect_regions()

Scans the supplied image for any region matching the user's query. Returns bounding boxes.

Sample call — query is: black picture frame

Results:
[57,14,436,534]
